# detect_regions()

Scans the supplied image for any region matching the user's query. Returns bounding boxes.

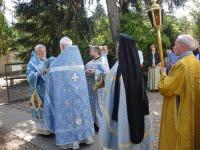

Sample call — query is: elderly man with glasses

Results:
[159,34,200,149]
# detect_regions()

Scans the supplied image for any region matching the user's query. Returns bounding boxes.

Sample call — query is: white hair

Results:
[60,36,73,50]
[177,34,199,50]
[34,44,46,52]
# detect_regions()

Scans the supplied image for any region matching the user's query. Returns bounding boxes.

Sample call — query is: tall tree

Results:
[191,0,200,40]
[106,0,120,44]
[0,0,13,55]
[15,0,90,60]
[105,0,189,47]
[90,2,112,45]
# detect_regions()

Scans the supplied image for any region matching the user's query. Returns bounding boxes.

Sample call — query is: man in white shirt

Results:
[136,43,144,67]
[138,50,144,66]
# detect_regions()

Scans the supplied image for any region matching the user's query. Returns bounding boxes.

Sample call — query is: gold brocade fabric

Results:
[30,91,42,110]
[158,54,200,150]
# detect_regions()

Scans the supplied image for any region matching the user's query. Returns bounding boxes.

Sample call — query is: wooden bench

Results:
[4,63,29,103]
[4,75,27,86]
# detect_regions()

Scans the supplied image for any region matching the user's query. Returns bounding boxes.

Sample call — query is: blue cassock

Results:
[99,62,154,150]
[26,51,46,120]
[43,46,94,146]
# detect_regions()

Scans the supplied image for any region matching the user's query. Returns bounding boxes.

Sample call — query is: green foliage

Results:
[93,2,106,18]
[0,13,7,50]
[120,12,170,56]
[190,0,200,40]
[2,0,195,64]
[178,16,192,34]
[88,2,115,64]
[90,16,115,65]
[14,0,90,62]
[13,0,115,63]
[120,11,193,57]
[90,14,112,45]
[163,14,193,45]
[0,1,15,56]
[163,15,180,44]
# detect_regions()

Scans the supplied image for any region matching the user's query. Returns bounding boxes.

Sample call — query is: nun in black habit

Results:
[99,34,153,150]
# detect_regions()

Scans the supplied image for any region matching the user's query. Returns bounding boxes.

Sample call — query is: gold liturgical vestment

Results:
[158,54,200,150]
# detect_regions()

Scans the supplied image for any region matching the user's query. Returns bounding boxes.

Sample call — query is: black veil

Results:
[112,34,149,144]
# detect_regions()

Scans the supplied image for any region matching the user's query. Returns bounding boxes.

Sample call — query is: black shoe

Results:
[94,124,99,133]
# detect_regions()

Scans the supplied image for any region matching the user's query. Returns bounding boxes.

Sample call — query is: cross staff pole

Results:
[157,27,164,67]
[149,0,165,67]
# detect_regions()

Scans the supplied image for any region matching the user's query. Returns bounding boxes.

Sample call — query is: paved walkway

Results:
[0,77,163,149]
[0,105,103,150]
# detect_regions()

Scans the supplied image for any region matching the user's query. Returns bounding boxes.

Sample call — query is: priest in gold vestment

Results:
[158,34,200,150]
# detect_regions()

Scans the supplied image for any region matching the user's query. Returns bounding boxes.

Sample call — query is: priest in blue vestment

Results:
[85,46,110,131]
[26,44,51,135]
[100,34,153,150]
[43,36,95,149]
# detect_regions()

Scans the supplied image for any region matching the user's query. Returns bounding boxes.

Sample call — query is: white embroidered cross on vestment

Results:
[72,73,79,82]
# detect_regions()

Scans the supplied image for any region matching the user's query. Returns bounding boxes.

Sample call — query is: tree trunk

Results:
[106,0,120,44]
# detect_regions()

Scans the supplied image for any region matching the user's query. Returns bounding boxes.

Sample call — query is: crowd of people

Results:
[26,34,200,150]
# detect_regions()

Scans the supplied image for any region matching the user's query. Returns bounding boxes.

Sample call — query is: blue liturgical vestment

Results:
[26,51,50,132]
[85,53,110,127]
[27,52,46,101]
[43,46,94,146]
[100,62,154,150]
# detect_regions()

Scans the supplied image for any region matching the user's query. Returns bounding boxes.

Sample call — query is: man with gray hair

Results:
[43,36,94,149]
[60,36,73,51]
[35,44,46,60]
[26,44,51,135]
[158,34,200,149]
